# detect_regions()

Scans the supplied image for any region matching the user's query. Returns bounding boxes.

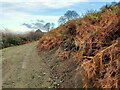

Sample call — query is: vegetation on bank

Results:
[38,2,120,88]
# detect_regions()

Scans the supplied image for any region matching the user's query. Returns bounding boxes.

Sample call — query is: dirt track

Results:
[2,41,83,88]
[2,41,54,88]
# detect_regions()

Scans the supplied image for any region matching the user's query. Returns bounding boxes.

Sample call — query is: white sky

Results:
[0,0,119,33]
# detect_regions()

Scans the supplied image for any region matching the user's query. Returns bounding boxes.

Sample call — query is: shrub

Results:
[1,29,44,49]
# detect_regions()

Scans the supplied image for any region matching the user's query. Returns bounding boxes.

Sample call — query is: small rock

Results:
[53,82,57,85]
[48,86,51,88]
[38,75,41,78]
[55,76,58,79]
[43,72,46,76]
[47,78,51,82]
[60,80,63,83]
[57,83,60,86]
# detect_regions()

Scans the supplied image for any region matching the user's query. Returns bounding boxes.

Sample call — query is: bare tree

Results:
[44,23,51,31]
[58,10,79,25]
[44,22,55,31]
[58,16,67,25]
[64,10,79,20]
[51,23,55,29]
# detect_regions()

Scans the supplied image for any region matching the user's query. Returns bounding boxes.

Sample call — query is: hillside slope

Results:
[38,3,120,88]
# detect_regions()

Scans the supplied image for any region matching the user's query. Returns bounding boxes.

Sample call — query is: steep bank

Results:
[38,3,120,88]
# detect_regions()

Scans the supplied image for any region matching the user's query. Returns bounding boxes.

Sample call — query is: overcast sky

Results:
[0,0,119,33]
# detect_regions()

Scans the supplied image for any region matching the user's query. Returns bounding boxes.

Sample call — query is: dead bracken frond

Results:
[38,2,120,88]
[81,39,120,88]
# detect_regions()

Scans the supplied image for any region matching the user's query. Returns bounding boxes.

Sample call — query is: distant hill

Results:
[38,2,120,88]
